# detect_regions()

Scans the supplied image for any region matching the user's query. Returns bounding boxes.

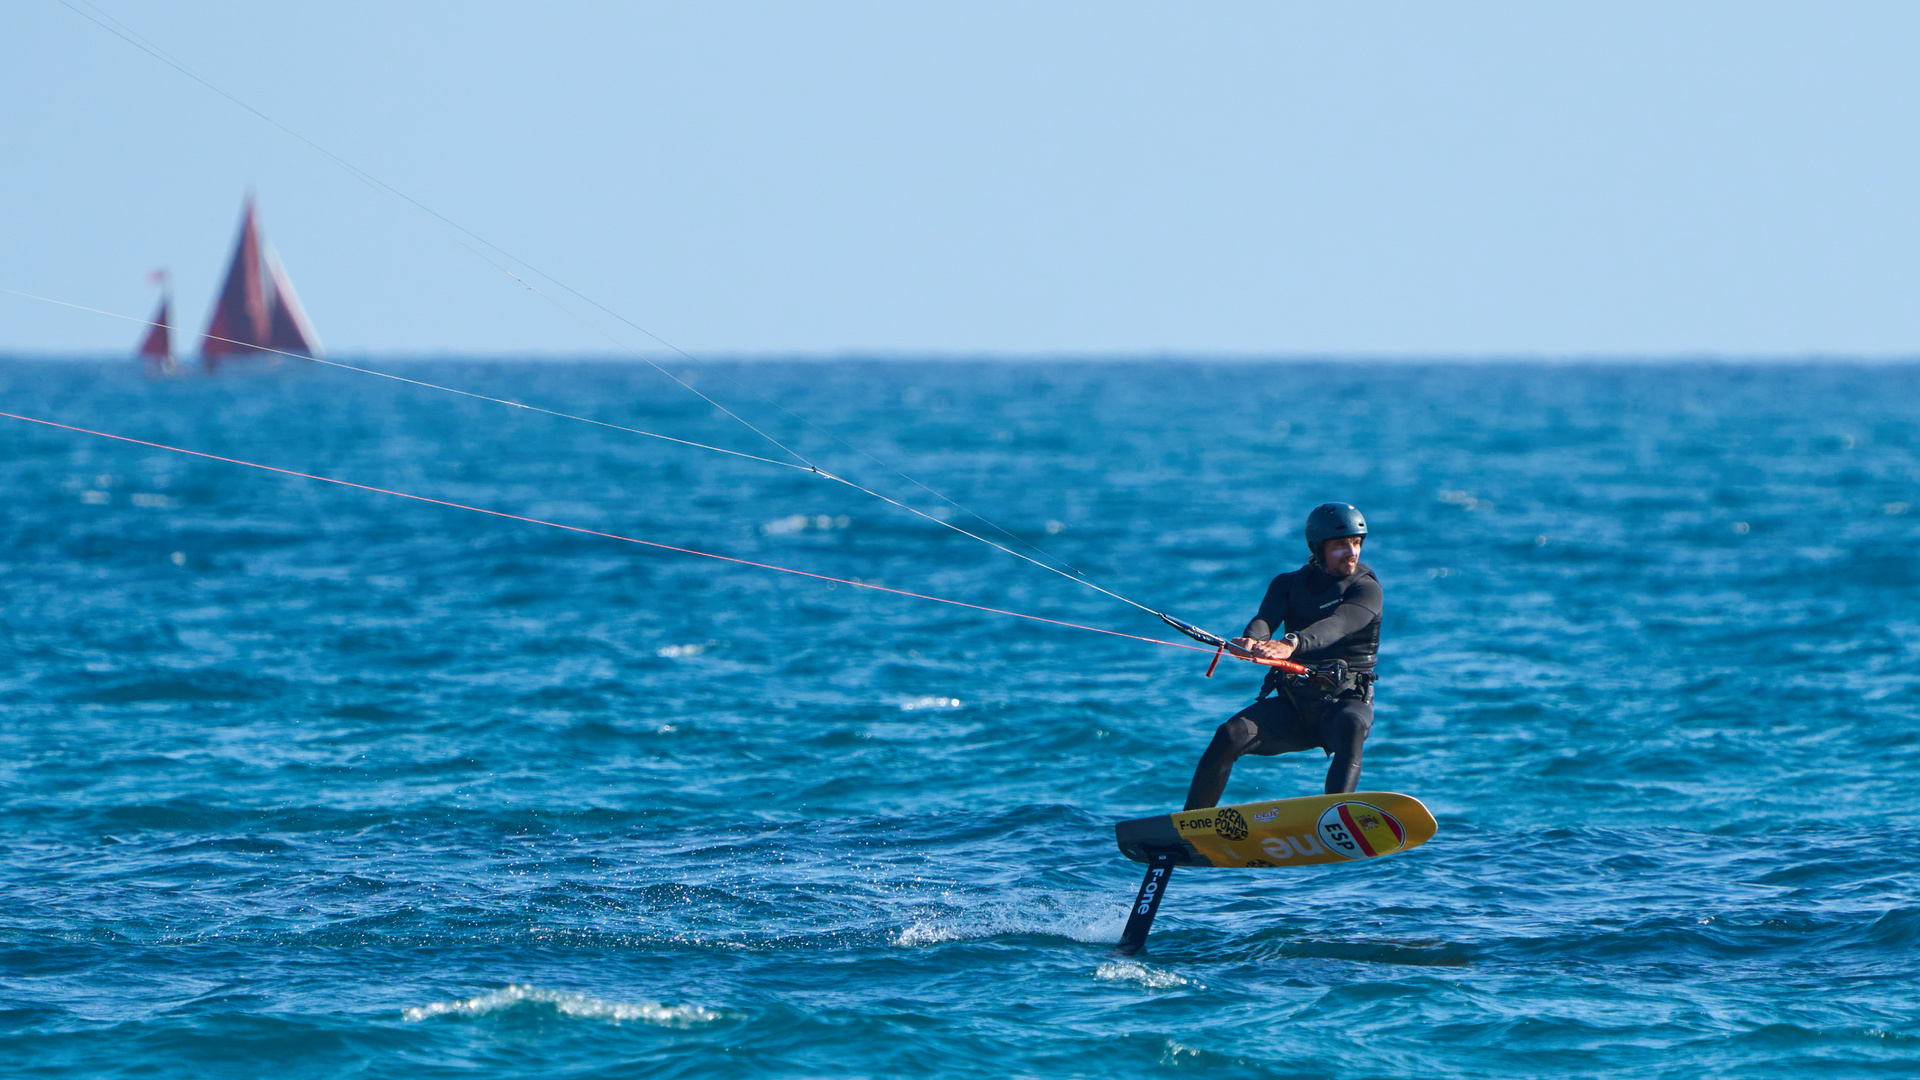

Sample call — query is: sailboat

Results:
[137,269,178,377]
[200,197,321,372]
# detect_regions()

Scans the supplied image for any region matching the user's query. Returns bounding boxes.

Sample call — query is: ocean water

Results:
[1,357,1916,1079]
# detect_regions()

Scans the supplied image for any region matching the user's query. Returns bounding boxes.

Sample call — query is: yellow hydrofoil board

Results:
[1116,791,1436,869]
[1111,792,1437,955]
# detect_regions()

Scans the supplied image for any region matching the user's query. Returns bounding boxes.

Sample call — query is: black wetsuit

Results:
[1183,560,1383,809]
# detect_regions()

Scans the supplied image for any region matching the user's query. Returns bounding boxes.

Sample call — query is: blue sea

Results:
[1,357,1916,1078]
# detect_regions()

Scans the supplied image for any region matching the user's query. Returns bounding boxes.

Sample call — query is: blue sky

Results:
[4,2,1918,357]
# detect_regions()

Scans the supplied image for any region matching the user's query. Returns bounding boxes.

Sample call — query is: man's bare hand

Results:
[1229,636,1294,660]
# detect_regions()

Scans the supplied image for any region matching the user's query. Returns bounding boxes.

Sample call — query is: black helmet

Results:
[1304,503,1367,556]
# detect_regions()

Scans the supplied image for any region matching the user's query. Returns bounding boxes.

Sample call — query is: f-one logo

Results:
[1259,833,1327,861]
[1135,867,1168,915]
[1177,807,1248,841]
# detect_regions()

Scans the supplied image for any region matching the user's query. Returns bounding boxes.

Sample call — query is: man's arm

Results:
[1229,618,1294,660]
[1229,577,1297,659]
[1288,578,1382,653]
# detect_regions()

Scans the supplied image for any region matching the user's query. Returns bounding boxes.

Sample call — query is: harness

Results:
[1257,657,1376,707]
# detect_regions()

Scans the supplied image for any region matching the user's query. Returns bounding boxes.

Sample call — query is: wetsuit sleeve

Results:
[1291,576,1382,653]
[1247,576,1290,639]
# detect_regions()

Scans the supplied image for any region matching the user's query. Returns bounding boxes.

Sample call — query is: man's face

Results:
[1320,535,1363,576]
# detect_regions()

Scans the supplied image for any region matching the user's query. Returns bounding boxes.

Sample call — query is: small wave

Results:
[656,643,706,658]
[1159,1040,1252,1068]
[1095,960,1201,990]
[1161,1041,1204,1065]
[892,922,961,947]
[401,984,731,1027]
[899,696,962,712]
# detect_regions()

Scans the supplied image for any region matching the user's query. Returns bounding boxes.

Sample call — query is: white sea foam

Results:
[1095,960,1201,990]
[656,643,706,658]
[761,513,851,536]
[1161,1040,1205,1065]
[891,921,962,947]
[890,898,1129,947]
[401,984,731,1026]
[898,696,962,712]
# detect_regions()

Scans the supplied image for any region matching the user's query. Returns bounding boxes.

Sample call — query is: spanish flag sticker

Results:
[1316,801,1407,860]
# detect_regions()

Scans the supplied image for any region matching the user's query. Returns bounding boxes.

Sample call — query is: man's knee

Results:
[1208,715,1261,756]
[1326,705,1372,746]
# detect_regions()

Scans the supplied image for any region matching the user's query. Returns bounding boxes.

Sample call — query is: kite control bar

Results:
[1158,612,1310,678]
[1158,612,1226,648]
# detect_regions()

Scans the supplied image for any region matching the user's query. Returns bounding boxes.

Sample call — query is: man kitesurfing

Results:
[1185,502,1381,808]
[1109,502,1410,956]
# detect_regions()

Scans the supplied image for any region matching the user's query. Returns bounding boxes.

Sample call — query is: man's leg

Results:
[1183,697,1313,810]
[1320,697,1374,794]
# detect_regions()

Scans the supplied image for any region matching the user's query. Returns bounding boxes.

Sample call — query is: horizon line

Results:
[4,349,1920,365]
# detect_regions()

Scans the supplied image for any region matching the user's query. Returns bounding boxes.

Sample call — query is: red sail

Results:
[201,198,269,371]
[263,246,321,357]
[138,292,173,372]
